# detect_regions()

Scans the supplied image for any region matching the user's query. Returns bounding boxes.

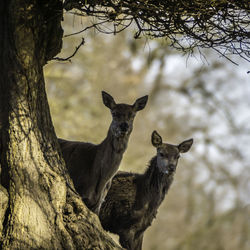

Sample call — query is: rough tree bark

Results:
[0,0,122,249]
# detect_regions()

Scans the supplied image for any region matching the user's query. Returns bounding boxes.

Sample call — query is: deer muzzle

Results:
[119,122,129,133]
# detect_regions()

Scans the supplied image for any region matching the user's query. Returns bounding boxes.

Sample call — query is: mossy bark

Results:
[0,1,122,249]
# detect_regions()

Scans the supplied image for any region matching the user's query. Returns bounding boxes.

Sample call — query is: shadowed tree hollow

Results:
[0,0,249,249]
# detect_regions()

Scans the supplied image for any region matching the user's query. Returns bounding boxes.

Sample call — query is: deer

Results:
[99,130,193,250]
[58,91,148,214]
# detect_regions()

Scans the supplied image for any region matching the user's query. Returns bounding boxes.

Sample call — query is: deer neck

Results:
[135,156,174,211]
[145,156,174,192]
[101,128,130,154]
[95,128,130,176]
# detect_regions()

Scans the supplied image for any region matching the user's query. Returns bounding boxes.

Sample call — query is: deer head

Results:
[102,91,148,138]
[151,130,193,174]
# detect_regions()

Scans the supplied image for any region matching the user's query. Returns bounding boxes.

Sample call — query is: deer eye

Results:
[128,112,135,119]
[159,153,164,157]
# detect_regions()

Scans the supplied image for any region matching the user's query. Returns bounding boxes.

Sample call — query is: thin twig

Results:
[64,21,107,37]
[52,38,85,62]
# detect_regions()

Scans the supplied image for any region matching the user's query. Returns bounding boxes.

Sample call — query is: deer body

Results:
[58,130,128,212]
[59,91,148,214]
[100,131,193,250]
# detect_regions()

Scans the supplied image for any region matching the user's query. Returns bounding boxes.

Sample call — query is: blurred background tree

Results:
[45,13,250,250]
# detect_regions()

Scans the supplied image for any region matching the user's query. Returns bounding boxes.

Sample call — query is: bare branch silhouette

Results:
[63,0,250,62]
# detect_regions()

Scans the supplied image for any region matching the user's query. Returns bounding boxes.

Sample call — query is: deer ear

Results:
[102,91,116,110]
[178,139,193,153]
[151,130,162,147]
[133,95,148,111]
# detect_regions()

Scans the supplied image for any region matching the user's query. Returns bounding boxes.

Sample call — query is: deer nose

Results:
[120,122,129,132]
[169,164,175,172]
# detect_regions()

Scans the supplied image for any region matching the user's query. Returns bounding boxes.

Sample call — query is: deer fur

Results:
[99,131,193,249]
[58,91,148,214]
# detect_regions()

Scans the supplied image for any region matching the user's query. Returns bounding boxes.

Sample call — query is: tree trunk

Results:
[0,1,121,249]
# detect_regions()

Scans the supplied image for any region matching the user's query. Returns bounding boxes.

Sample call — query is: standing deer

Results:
[99,131,193,250]
[58,91,148,214]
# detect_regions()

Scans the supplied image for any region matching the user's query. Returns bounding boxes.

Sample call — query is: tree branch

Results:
[52,38,85,62]
[63,0,250,62]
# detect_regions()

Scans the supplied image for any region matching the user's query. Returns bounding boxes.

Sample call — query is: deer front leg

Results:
[85,181,114,215]
[134,234,144,250]
[119,231,137,250]
[93,179,113,215]
[102,180,112,202]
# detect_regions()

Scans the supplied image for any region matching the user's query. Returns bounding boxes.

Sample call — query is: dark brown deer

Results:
[58,91,148,214]
[99,131,193,250]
